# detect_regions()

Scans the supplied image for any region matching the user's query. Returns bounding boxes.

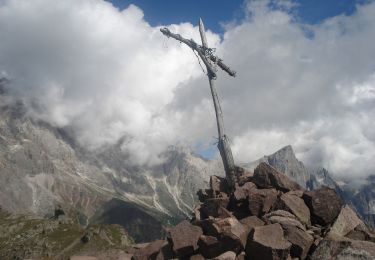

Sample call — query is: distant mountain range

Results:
[0,88,374,243]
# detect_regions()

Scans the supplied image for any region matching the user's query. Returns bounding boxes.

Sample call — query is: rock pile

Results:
[132,162,375,260]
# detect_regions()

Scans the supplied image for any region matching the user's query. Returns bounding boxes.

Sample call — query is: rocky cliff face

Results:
[0,95,223,241]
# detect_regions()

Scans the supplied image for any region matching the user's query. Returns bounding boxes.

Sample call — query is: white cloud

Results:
[1,0,375,178]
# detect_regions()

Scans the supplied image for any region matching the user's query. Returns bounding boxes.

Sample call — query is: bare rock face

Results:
[246,223,292,260]
[168,220,203,257]
[327,205,365,238]
[302,187,343,226]
[132,239,166,260]
[283,225,314,260]
[253,163,303,192]
[279,193,311,226]
[248,188,278,217]
[311,237,375,260]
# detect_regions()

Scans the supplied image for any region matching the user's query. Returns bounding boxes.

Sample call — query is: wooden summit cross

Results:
[160,18,237,189]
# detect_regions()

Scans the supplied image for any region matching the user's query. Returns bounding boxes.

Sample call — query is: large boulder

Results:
[279,192,311,226]
[253,163,303,192]
[168,220,203,257]
[302,187,343,226]
[327,205,365,238]
[246,223,292,260]
[283,225,314,260]
[311,237,375,260]
[248,188,278,217]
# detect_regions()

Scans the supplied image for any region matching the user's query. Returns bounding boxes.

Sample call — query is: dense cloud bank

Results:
[0,0,374,179]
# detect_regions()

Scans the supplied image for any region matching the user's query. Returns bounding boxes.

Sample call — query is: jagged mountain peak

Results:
[242,145,310,188]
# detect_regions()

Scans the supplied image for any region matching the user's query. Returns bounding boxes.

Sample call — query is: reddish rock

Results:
[168,220,203,257]
[264,210,297,220]
[246,223,292,260]
[235,166,254,185]
[266,216,305,231]
[156,243,174,260]
[233,182,257,201]
[327,205,365,238]
[197,189,210,202]
[198,235,225,259]
[205,217,249,253]
[235,252,246,260]
[210,175,229,194]
[132,240,166,260]
[302,187,343,226]
[190,254,205,260]
[192,204,202,222]
[253,163,303,192]
[200,198,232,219]
[214,251,237,260]
[279,193,311,226]
[239,215,265,231]
[283,225,314,260]
[248,188,278,217]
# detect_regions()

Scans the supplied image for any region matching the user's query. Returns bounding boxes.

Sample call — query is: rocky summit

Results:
[131,162,375,260]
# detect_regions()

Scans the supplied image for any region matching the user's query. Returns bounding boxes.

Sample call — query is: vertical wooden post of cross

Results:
[160,18,237,190]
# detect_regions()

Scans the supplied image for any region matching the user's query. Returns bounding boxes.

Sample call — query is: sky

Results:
[0,0,375,180]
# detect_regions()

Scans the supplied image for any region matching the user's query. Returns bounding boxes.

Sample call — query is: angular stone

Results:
[302,187,343,226]
[168,220,203,257]
[235,252,246,260]
[346,228,372,241]
[266,216,305,231]
[198,235,225,259]
[156,242,174,260]
[248,188,278,217]
[132,239,166,260]
[264,210,297,220]
[239,215,265,231]
[233,182,257,201]
[197,189,210,202]
[206,217,248,253]
[311,237,375,260]
[210,175,229,194]
[190,254,205,260]
[279,193,311,226]
[283,225,314,260]
[246,223,292,260]
[214,251,237,260]
[253,163,303,192]
[192,204,202,222]
[200,198,232,219]
[327,205,365,238]
[235,166,254,185]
